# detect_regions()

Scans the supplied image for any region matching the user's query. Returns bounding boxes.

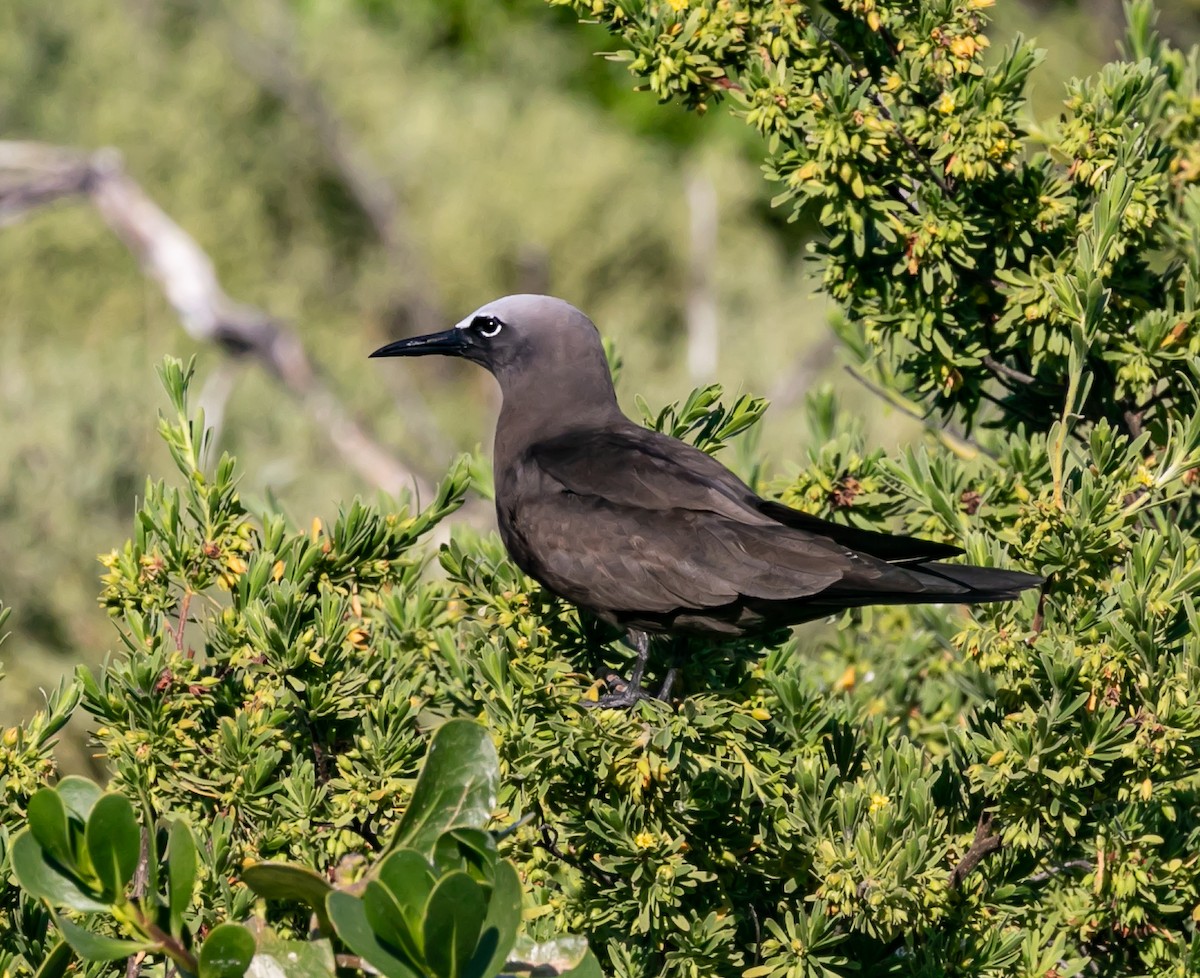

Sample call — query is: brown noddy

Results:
[371,295,1042,706]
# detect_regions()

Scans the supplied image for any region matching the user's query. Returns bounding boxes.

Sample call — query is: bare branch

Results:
[948,814,1002,888]
[213,0,444,334]
[0,141,435,499]
[981,355,1037,387]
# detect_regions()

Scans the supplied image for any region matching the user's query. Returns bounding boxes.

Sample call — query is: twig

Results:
[214,0,444,335]
[0,141,435,499]
[1027,858,1092,883]
[538,824,619,887]
[124,829,152,978]
[948,813,1001,888]
[843,365,986,460]
[981,355,1036,387]
[174,590,192,656]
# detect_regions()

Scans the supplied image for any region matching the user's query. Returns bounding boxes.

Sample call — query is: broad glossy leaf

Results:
[392,720,498,857]
[54,916,154,961]
[559,950,603,978]
[423,871,487,978]
[326,891,421,978]
[166,818,198,938]
[33,940,74,978]
[464,861,521,978]
[55,777,102,823]
[376,849,437,932]
[85,794,141,900]
[508,936,591,975]
[11,829,108,912]
[242,862,334,936]
[362,881,424,969]
[246,930,335,978]
[198,923,256,978]
[433,829,497,880]
[27,790,75,871]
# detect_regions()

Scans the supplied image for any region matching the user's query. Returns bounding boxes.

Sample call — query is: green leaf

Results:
[432,828,497,879]
[11,829,108,912]
[326,891,421,978]
[33,940,74,978]
[423,871,487,978]
[507,936,593,976]
[242,862,334,936]
[55,777,102,823]
[376,849,437,932]
[246,929,336,978]
[391,720,498,857]
[85,794,141,900]
[198,924,256,978]
[54,916,154,961]
[362,881,424,970]
[560,950,604,978]
[464,861,521,978]
[166,818,198,939]
[27,789,75,870]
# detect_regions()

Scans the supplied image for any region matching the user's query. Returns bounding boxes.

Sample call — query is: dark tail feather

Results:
[913,561,1044,602]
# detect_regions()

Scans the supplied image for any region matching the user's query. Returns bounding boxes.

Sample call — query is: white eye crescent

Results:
[479,318,503,338]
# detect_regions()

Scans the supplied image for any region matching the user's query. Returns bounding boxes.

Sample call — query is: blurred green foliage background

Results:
[0,0,1196,727]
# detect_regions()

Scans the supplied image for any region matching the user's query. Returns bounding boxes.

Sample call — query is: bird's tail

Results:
[911,561,1044,603]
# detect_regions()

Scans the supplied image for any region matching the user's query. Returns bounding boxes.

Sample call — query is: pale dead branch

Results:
[0,140,435,500]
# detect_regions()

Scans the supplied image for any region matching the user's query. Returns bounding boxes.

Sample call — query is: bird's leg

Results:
[652,635,686,702]
[587,629,653,709]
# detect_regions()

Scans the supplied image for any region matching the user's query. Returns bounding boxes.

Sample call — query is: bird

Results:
[370,295,1043,706]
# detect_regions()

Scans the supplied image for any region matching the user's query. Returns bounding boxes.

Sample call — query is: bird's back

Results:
[493,423,1039,636]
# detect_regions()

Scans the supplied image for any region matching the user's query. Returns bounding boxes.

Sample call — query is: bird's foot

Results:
[583,669,677,709]
[582,671,653,709]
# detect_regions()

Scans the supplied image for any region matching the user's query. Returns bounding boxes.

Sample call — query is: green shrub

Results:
[7,1,1200,976]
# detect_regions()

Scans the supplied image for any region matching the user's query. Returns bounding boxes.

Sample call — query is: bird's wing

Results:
[530,427,963,564]
[517,426,975,618]
[528,427,772,525]
[513,491,857,616]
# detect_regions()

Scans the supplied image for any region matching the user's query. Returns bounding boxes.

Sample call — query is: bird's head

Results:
[370,294,615,400]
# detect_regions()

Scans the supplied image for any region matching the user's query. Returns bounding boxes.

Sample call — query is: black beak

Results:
[369,329,469,359]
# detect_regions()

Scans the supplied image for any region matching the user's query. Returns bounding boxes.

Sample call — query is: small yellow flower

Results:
[666,0,688,10]
[635,831,656,849]
[935,91,956,114]
[869,793,890,814]
[949,36,977,59]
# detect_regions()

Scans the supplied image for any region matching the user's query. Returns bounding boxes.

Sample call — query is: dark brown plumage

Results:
[371,295,1042,703]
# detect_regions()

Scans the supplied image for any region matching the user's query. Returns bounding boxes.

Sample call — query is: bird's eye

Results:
[472,315,504,338]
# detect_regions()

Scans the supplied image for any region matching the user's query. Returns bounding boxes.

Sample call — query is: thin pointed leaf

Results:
[392,720,498,857]
[33,940,74,978]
